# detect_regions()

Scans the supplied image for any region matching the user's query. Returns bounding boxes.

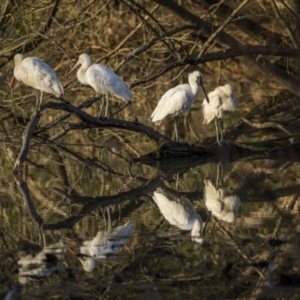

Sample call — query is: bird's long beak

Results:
[10,75,16,89]
[65,61,80,79]
[199,76,210,103]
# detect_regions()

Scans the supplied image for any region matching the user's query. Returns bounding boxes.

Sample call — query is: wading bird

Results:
[151,70,210,142]
[203,164,240,223]
[10,53,64,112]
[152,189,204,244]
[65,53,132,117]
[202,84,238,144]
[204,179,240,223]
[18,240,66,285]
[73,222,135,272]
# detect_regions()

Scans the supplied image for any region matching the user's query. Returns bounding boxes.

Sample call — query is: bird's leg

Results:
[98,94,105,118]
[100,208,107,230]
[106,207,111,230]
[219,118,225,143]
[201,210,211,239]
[216,162,220,189]
[174,116,179,142]
[176,172,179,194]
[35,90,42,113]
[214,118,221,145]
[104,94,109,117]
[216,162,224,189]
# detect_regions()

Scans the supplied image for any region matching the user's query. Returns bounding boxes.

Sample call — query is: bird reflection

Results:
[76,222,135,272]
[18,240,66,285]
[152,188,204,244]
[204,165,240,223]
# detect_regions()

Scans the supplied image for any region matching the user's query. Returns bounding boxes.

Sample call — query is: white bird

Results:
[152,189,204,243]
[202,84,238,144]
[204,179,240,223]
[10,53,64,112]
[18,240,66,285]
[151,70,210,142]
[65,53,132,117]
[76,222,135,272]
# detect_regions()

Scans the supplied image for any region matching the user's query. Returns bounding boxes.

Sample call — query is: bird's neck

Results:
[190,82,200,97]
[191,216,203,238]
[77,67,87,85]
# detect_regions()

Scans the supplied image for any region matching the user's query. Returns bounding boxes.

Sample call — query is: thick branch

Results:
[14,111,41,174]
[130,46,300,88]
[13,101,211,174]
[151,0,300,97]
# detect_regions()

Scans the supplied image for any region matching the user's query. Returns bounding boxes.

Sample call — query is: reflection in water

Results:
[77,222,135,272]
[152,188,204,243]
[18,240,66,285]
[204,179,240,223]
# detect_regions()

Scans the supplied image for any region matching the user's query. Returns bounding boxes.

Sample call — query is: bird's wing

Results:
[151,84,190,123]
[19,57,63,96]
[223,195,241,212]
[80,240,92,256]
[87,224,135,258]
[86,64,132,101]
[202,90,222,124]
[152,192,195,227]
[216,85,238,112]
[110,222,136,239]
[203,179,223,213]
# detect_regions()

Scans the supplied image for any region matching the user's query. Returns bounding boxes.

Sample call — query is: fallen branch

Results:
[242,117,293,135]
[13,101,212,174]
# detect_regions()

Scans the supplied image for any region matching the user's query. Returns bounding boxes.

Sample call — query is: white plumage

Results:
[151,71,209,142]
[202,84,238,144]
[18,240,66,285]
[10,53,64,112]
[77,222,135,272]
[152,189,204,244]
[204,179,240,223]
[65,53,132,117]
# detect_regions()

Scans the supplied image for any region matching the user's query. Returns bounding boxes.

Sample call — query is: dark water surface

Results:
[1,150,300,299]
[1,64,300,299]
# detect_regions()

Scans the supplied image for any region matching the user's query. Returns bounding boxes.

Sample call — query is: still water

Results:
[1,69,300,299]
[2,151,300,299]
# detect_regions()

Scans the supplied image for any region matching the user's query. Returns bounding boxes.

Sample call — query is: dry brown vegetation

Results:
[1,0,300,299]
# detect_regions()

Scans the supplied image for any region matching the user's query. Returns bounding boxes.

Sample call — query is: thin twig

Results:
[242,117,293,135]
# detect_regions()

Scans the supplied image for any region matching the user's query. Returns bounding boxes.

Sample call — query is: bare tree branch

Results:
[0,0,60,67]
[150,0,300,97]
[242,117,293,135]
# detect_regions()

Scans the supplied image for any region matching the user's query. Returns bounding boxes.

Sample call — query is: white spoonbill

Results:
[10,53,64,112]
[65,53,132,117]
[18,240,66,285]
[202,84,238,144]
[151,71,210,142]
[204,179,240,223]
[75,222,135,272]
[152,189,204,244]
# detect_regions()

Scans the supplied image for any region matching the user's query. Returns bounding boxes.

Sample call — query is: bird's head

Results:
[14,53,25,66]
[10,53,25,89]
[189,70,210,103]
[65,53,92,78]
